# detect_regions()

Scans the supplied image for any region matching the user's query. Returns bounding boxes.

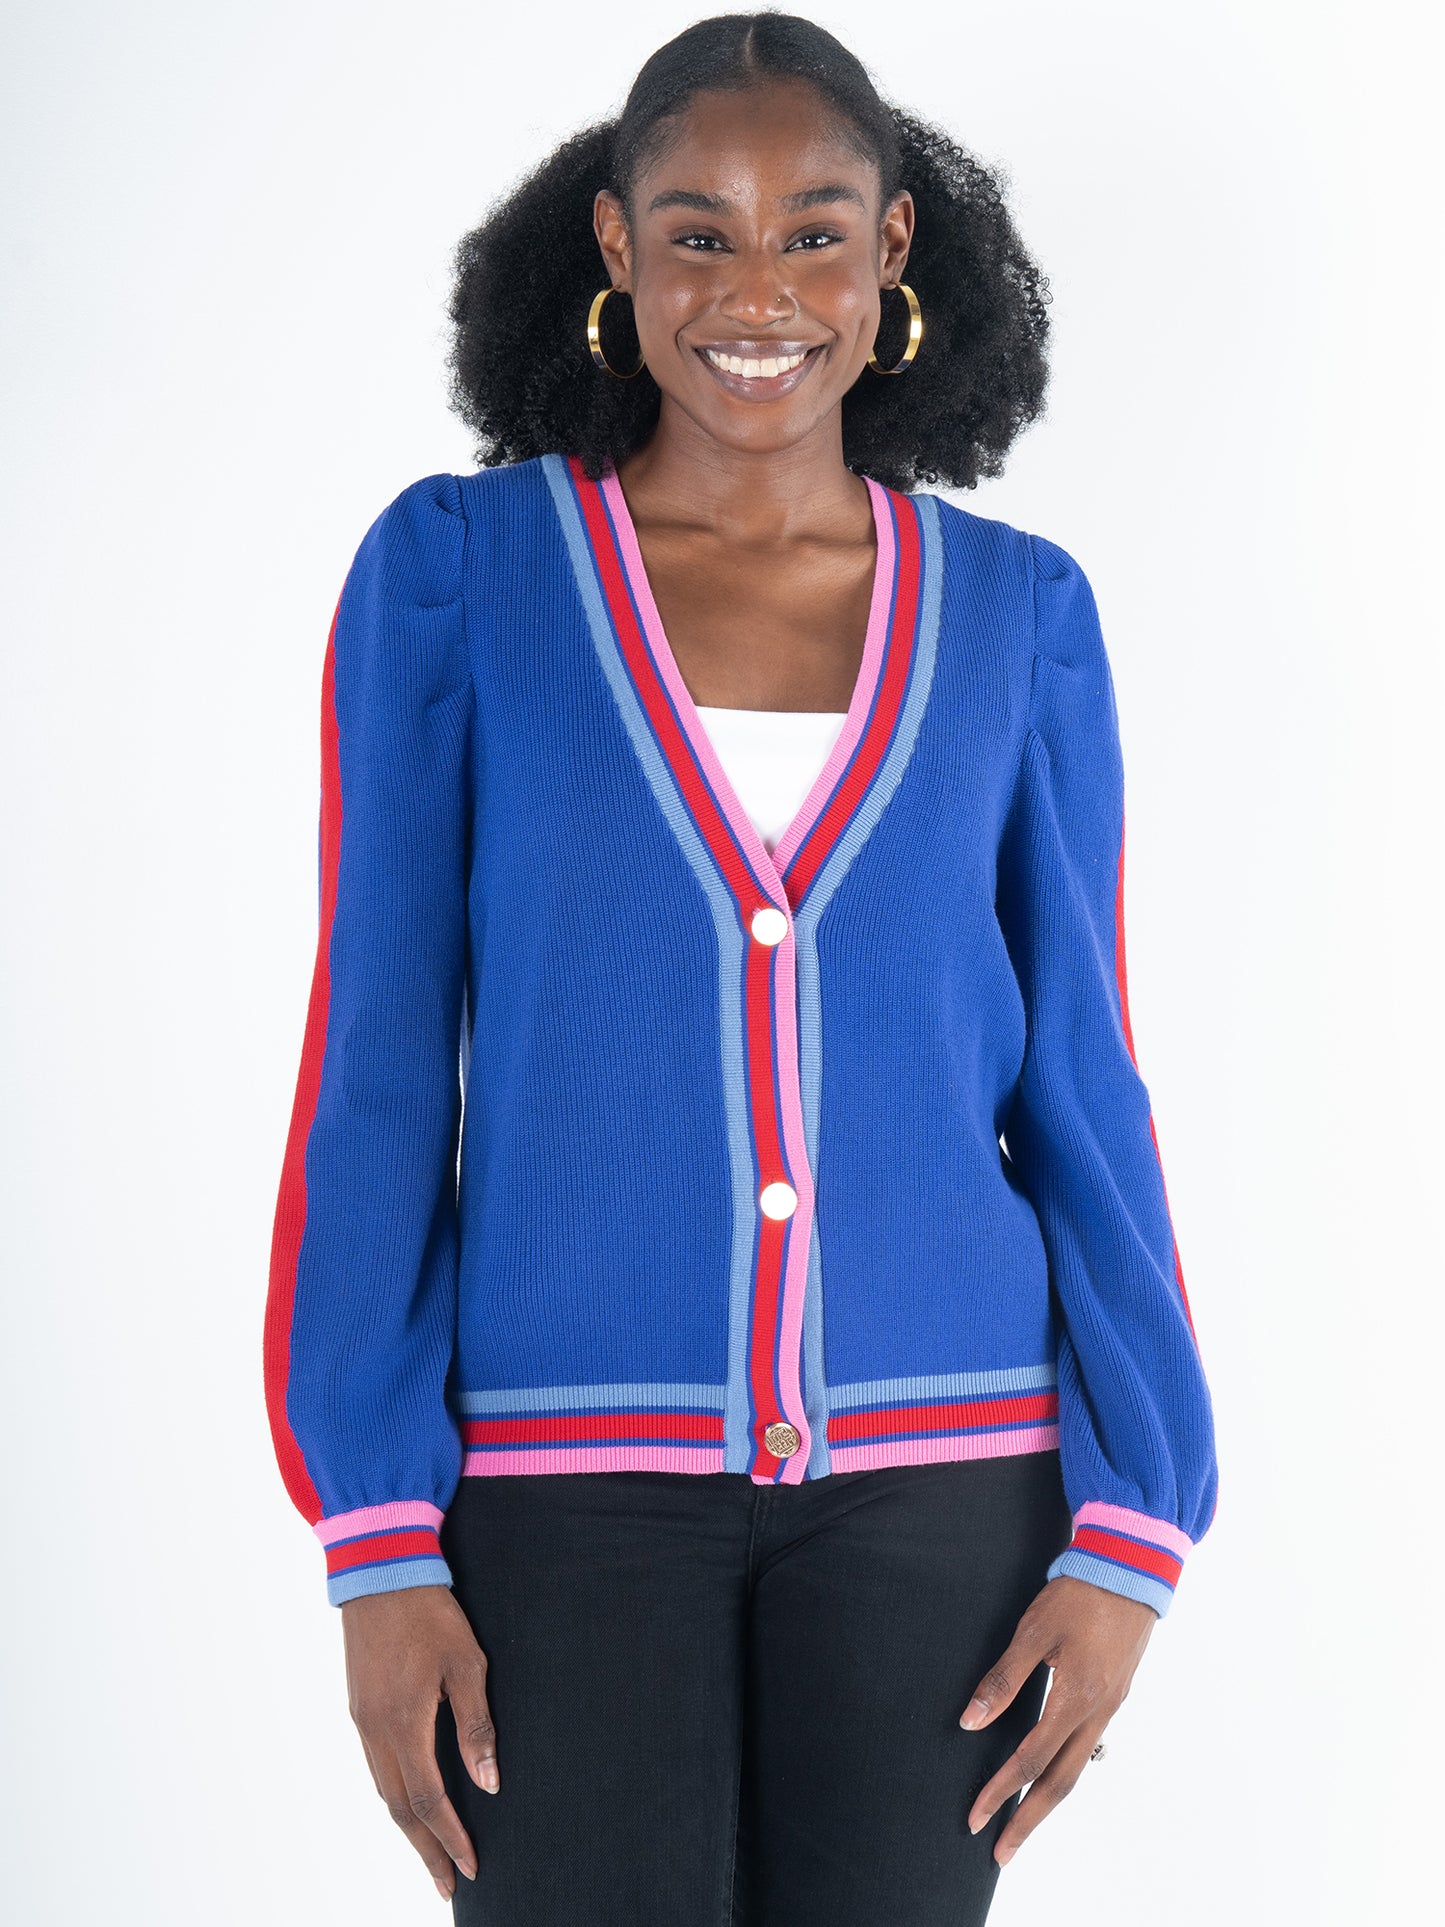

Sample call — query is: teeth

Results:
[704,348,808,378]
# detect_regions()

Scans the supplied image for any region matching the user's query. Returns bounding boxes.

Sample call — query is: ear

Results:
[593,190,633,291]
[879,189,914,286]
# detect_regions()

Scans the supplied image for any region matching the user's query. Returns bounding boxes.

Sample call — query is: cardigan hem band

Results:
[457,1429,1062,1480]
[454,1370,1061,1482]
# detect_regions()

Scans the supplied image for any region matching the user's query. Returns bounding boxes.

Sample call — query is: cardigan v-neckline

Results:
[597,463,898,908]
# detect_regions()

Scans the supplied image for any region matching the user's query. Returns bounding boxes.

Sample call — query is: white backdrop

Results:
[3,3,1439,1921]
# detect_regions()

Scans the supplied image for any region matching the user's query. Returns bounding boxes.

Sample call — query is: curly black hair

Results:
[446,10,1051,493]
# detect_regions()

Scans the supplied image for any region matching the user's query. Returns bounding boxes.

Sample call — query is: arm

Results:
[999,530,1216,1607]
[262,474,498,1902]
[962,530,1217,1860]
[263,469,473,1607]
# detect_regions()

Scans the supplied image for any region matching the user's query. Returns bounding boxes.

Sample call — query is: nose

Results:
[716,247,797,327]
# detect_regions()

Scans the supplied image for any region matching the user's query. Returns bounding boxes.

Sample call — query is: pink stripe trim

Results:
[828,1425,1060,1473]
[598,469,769,890]
[1073,1501,1193,1561]
[313,1500,445,1547]
[772,479,896,874]
[463,1445,726,1476]
[768,929,814,1485]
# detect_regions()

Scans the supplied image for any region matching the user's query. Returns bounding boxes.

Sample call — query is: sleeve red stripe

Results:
[262,597,345,1524]
[1073,1524,1183,1586]
[325,1529,443,1575]
[1114,809,1199,1345]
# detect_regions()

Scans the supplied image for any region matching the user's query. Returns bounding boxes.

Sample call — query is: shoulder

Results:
[937,497,1104,669]
[347,456,551,610]
[913,493,1114,727]
[908,490,1103,673]
[349,470,466,611]
[454,452,556,525]
[920,490,1092,596]
[355,453,549,563]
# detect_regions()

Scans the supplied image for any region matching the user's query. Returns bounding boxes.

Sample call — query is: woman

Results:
[263,13,1217,1923]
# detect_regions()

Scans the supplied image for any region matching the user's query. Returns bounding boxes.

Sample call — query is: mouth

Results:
[692,341,825,401]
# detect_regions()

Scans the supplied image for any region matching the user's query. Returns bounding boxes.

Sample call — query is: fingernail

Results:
[960,1700,988,1730]
[434,1876,452,1899]
[996,1845,1016,1867]
[969,1810,991,1835]
[479,1760,499,1794]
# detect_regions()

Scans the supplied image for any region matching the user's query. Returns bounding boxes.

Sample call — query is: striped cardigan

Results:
[264,452,1218,1614]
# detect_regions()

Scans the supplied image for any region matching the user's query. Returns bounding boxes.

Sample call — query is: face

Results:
[593,79,913,457]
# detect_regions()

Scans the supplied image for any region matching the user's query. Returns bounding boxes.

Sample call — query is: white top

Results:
[695,704,849,854]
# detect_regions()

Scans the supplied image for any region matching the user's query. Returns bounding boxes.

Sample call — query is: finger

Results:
[993,1722,1106,1866]
[959,1626,1051,1732]
[371,1745,463,1898]
[395,1723,480,1885]
[444,1645,500,1795]
[965,1688,1083,1836]
[372,1733,477,1894]
[357,1726,451,1900]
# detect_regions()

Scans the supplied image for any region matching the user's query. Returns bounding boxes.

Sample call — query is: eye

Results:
[787,228,845,251]
[674,231,728,252]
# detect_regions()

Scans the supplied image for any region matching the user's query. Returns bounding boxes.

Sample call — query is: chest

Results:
[630,525,878,713]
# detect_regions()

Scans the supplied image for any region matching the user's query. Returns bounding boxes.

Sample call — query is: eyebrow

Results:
[646,183,867,215]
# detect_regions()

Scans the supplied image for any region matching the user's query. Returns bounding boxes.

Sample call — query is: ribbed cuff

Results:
[313,1500,454,1607]
[1046,1501,1192,1618]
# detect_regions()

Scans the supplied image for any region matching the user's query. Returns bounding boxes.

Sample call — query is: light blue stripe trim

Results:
[798,491,944,1478]
[1048,1549,1174,1618]
[828,1364,1058,1409]
[327,1557,453,1608]
[458,1382,728,1414]
[540,454,758,1474]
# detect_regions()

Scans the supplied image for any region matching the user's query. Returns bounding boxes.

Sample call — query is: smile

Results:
[705,347,808,377]
[693,342,824,400]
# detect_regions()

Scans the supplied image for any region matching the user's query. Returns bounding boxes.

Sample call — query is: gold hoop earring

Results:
[867,283,923,375]
[587,286,646,378]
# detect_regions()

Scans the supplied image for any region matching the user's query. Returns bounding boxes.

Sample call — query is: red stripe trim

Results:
[828,1392,1058,1441]
[1114,811,1198,1342]
[325,1528,444,1576]
[744,939,792,1468]
[262,599,346,1524]
[783,491,922,904]
[1072,1524,1183,1587]
[462,1412,726,1444]
[568,458,762,907]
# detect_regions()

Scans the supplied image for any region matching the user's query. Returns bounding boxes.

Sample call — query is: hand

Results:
[342,1585,500,1901]
[960,1575,1156,1866]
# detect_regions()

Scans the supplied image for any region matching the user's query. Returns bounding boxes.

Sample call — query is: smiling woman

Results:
[446,23,1051,492]
[263,11,1216,1927]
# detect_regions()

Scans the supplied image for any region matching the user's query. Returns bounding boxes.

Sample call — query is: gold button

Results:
[750,906,789,946]
[764,1421,801,1458]
[759,1180,798,1220]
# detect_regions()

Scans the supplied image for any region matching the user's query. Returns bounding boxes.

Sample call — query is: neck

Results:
[613,399,871,545]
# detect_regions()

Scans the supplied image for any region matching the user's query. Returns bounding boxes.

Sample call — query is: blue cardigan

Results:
[264,451,1218,1613]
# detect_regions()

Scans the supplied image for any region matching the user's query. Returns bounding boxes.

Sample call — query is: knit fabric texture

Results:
[263,451,1218,1613]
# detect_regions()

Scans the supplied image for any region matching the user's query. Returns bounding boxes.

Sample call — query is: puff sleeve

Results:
[263,473,472,1606]
[995,531,1218,1616]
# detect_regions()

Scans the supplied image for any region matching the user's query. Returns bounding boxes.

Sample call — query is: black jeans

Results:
[435,1451,1073,1926]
